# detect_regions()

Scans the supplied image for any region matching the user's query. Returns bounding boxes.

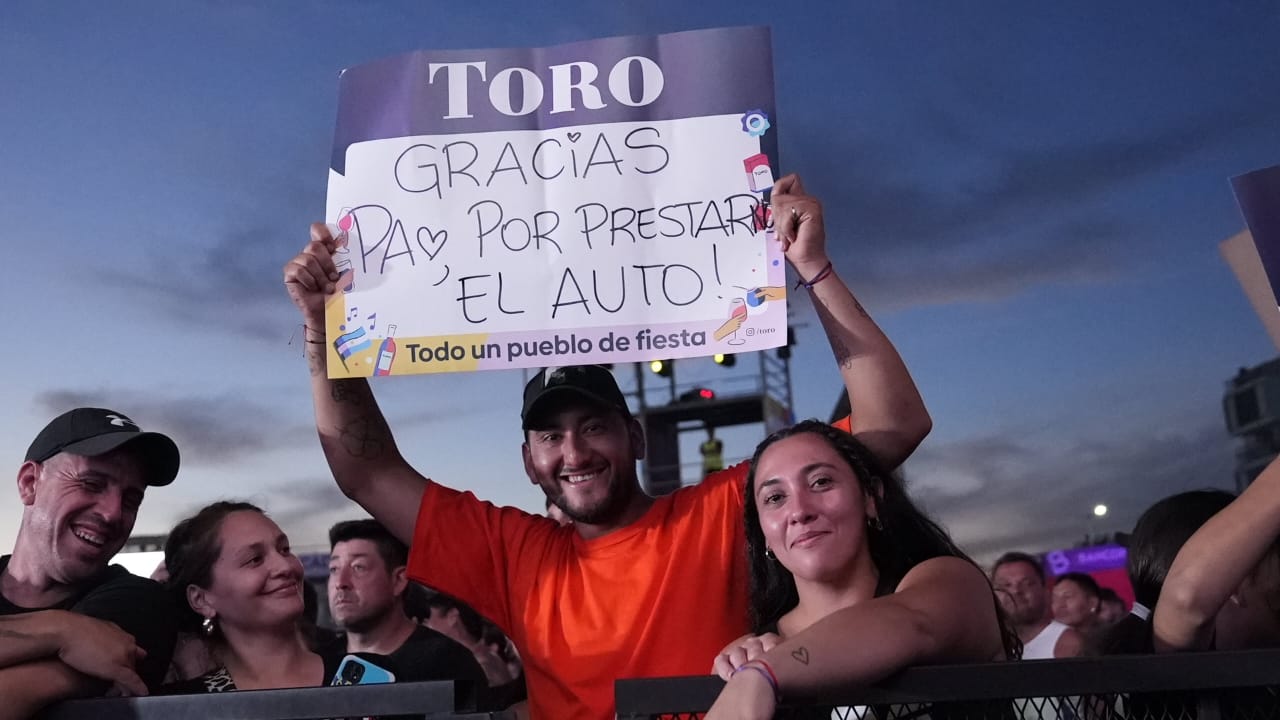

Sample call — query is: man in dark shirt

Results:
[327,520,486,704]
[0,407,180,718]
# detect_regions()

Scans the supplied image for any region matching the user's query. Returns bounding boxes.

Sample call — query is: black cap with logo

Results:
[25,408,181,486]
[521,366,632,430]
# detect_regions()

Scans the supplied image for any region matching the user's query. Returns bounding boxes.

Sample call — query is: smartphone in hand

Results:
[331,654,397,686]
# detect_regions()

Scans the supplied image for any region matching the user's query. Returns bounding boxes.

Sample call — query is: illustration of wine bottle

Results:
[373,324,398,376]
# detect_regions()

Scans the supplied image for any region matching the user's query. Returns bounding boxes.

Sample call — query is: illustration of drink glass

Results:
[727,299,747,346]
[330,212,356,293]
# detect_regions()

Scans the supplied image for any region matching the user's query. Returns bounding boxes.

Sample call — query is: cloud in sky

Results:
[33,389,302,465]
[792,87,1280,311]
[260,476,360,540]
[909,420,1236,566]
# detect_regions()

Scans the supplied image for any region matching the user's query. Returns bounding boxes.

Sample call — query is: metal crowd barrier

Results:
[615,649,1280,719]
[38,679,518,720]
[37,650,1280,719]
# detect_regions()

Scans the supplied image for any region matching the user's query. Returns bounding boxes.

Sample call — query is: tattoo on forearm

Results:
[831,336,855,370]
[813,286,868,370]
[791,646,810,665]
[306,347,325,378]
[330,380,367,406]
[339,417,387,460]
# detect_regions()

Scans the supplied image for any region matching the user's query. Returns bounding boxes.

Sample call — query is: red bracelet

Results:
[736,660,782,704]
[794,261,834,290]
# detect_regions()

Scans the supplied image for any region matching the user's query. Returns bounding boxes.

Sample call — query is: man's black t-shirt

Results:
[386,625,483,683]
[0,554,177,690]
[319,624,495,709]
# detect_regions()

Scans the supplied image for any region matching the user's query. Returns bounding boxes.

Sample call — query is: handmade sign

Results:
[324,26,785,376]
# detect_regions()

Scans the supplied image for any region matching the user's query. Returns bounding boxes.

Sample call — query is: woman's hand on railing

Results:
[711,632,782,680]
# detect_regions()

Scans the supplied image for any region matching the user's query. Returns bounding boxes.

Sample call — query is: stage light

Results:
[679,387,716,402]
[650,359,672,377]
[713,353,736,367]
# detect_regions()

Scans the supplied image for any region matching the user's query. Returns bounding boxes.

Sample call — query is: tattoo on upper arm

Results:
[791,646,810,665]
[831,336,855,370]
[339,418,387,459]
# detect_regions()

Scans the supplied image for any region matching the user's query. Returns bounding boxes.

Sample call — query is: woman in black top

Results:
[707,421,1020,719]
[159,502,348,693]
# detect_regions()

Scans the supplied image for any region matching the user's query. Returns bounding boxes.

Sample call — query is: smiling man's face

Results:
[20,450,146,586]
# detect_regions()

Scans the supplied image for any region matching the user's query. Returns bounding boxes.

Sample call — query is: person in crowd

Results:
[481,623,524,686]
[283,173,932,719]
[423,592,523,689]
[1155,455,1280,652]
[160,501,346,693]
[0,408,180,719]
[1088,490,1240,720]
[992,552,1083,659]
[1092,490,1233,656]
[1051,572,1102,635]
[705,420,1017,718]
[327,520,487,690]
[1096,587,1126,626]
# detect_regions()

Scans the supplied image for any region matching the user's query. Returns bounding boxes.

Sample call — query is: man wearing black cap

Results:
[284,174,932,719]
[0,408,180,718]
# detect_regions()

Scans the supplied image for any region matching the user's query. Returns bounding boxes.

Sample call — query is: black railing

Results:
[38,679,511,720]
[615,650,1280,719]
[37,651,1280,720]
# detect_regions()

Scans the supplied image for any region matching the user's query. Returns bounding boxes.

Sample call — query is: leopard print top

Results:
[198,667,237,692]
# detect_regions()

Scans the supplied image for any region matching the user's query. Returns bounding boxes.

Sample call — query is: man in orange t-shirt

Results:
[284,174,932,719]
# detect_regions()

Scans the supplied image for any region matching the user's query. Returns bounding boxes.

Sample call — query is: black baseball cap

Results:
[521,366,632,430]
[25,408,181,486]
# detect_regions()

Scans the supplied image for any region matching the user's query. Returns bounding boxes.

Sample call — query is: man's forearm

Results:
[0,659,102,720]
[301,320,429,546]
[303,323,404,493]
[805,266,931,469]
[0,612,64,669]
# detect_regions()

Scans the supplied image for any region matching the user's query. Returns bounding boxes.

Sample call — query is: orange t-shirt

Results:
[406,463,751,720]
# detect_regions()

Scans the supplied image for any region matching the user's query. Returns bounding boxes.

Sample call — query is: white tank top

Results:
[1022,620,1070,659]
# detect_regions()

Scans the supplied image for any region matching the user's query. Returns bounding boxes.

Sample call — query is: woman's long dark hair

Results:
[163,501,265,636]
[744,420,1021,658]
[1093,490,1234,655]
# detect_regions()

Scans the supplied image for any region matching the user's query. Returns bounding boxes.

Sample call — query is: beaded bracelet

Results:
[736,660,782,704]
[794,261,834,290]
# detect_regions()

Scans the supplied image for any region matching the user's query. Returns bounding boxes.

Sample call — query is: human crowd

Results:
[1,174,1277,720]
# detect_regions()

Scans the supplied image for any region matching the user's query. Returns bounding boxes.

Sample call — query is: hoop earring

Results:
[764,547,775,560]
[201,616,217,637]
[867,516,884,532]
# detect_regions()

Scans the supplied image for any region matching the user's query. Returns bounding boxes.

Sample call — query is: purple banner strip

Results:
[332,26,777,175]
[1232,163,1280,307]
